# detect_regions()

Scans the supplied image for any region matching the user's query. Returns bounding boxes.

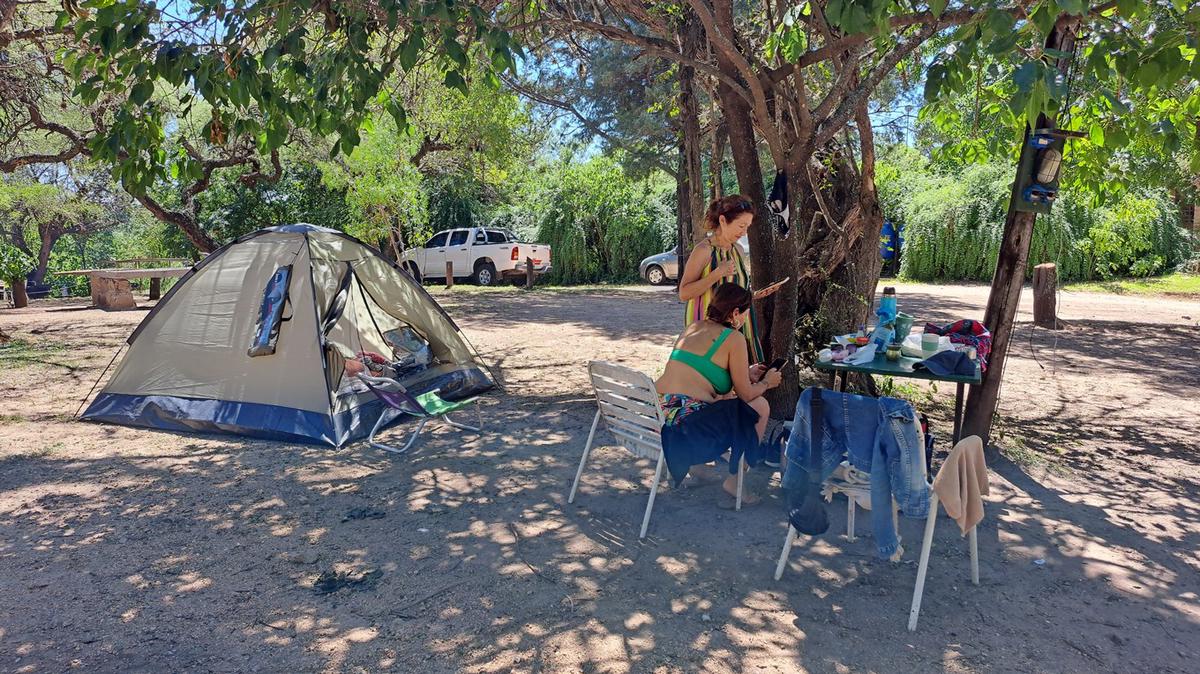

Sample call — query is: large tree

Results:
[534,0,1200,412]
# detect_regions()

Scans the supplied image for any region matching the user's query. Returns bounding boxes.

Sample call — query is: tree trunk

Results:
[677,13,704,272]
[32,228,57,286]
[962,16,1078,445]
[710,118,727,202]
[10,278,28,308]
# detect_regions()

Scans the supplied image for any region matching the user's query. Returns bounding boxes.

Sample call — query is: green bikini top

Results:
[669,328,734,394]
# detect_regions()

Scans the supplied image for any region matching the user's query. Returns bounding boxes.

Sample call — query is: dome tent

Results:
[82,224,493,446]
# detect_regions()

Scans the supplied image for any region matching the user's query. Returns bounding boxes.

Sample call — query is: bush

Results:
[881,152,1193,283]
[534,156,673,284]
[0,242,34,284]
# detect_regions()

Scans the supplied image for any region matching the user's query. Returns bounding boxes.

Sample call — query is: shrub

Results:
[0,242,34,284]
[534,156,673,284]
[881,154,1193,282]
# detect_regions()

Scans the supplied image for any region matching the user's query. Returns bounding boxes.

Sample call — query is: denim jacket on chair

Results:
[782,388,931,559]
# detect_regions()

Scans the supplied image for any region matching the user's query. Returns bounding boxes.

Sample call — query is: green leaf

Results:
[399,30,423,71]
[129,80,153,106]
[1137,60,1162,88]
[1088,123,1105,147]
[1115,0,1141,18]
[1029,5,1055,36]
[1013,62,1039,92]
[443,69,467,95]
[987,32,1020,55]
[387,101,408,132]
[443,36,467,68]
[1057,0,1087,15]
[930,0,948,18]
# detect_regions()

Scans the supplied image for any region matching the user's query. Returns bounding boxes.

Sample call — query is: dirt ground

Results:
[0,282,1197,674]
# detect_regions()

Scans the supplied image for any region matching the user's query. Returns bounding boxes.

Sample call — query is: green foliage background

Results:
[878,147,1194,283]
[532,155,675,284]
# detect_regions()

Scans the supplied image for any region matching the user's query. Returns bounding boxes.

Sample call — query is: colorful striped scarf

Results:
[684,243,765,363]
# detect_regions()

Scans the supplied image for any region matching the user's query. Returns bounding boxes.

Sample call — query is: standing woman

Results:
[679,195,780,363]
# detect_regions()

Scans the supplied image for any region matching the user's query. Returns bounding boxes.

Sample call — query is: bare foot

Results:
[686,463,725,487]
[722,475,761,505]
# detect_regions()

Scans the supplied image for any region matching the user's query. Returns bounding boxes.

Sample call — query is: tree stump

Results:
[525,256,534,289]
[1032,263,1061,329]
[445,261,454,289]
[149,277,162,300]
[91,276,138,310]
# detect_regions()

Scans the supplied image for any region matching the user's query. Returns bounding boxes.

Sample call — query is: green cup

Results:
[893,312,915,342]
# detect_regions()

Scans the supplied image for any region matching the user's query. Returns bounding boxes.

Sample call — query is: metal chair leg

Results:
[370,416,429,455]
[847,495,857,541]
[735,456,745,511]
[639,449,666,539]
[774,525,798,580]
[441,413,480,432]
[908,492,940,631]
[569,411,601,504]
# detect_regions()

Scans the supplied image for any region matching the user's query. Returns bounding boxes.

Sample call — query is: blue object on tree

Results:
[880,220,903,261]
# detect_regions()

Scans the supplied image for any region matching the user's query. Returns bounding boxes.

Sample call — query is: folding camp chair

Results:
[357,373,481,454]
[569,360,745,540]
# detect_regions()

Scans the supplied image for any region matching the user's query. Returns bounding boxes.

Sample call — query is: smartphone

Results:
[758,277,791,295]
[768,357,788,371]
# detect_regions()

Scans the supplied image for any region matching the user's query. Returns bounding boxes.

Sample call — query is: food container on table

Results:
[920,331,940,355]
[886,343,902,362]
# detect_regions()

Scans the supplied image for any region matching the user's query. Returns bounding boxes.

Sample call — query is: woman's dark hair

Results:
[706,283,753,327]
[704,194,755,230]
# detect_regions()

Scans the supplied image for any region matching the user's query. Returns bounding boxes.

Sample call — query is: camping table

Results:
[813,353,982,445]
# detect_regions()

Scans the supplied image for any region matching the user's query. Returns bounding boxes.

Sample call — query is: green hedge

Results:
[880,152,1194,282]
[534,156,673,284]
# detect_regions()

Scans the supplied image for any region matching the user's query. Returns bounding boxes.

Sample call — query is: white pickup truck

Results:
[401,227,552,286]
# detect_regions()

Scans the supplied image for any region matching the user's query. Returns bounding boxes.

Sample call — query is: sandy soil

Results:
[0,283,1196,673]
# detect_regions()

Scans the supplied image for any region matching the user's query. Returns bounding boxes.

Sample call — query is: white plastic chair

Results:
[908,436,987,631]
[569,360,745,539]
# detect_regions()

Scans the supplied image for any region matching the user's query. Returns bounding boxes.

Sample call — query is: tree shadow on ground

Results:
[2,288,1198,673]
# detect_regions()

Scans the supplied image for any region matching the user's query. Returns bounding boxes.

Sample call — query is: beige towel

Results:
[932,435,989,535]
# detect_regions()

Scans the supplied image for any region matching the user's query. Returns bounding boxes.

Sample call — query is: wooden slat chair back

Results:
[569,361,669,539]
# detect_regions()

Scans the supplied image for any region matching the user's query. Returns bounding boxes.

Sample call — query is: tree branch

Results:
[815,21,940,147]
[689,0,784,165]
[544,15,754,105]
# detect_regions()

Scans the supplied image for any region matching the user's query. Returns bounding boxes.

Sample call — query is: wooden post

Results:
[962,15,1078,445]
[149,277,162,301]
[1032,263,1060,329]
[445,261,453,289]
[525,256,534,289]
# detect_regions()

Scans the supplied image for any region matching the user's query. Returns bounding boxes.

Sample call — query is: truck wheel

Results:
[404,262,423,283]
[473,261,497,286]
[645,265,666,285]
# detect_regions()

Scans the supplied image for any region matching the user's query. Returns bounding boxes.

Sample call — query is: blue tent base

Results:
[81,393,406,448]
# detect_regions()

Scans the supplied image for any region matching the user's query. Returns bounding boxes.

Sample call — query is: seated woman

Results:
[655,283,782,503]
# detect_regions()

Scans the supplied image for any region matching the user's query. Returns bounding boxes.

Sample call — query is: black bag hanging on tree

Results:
[789,388,829,536]
[768,170,790,239]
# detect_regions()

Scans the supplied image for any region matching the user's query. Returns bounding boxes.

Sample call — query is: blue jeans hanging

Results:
[782,388,930,559]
